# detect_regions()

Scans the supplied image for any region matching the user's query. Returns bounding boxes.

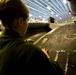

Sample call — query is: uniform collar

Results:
[1,29,22,38]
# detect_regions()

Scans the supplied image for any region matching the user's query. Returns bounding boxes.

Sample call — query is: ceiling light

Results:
[56,14,58,17]
[71,17,74,19]
[51,11,54,14]
[29,14,33,17]
[60,17,62,19]
[46,6,51,10]
[63,0,67,4]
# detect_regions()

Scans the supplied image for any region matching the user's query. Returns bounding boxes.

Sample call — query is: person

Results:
[0,0,64,75]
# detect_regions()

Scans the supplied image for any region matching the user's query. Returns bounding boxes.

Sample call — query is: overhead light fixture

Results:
[51,11,54,14]
[63,0,67,4]
[56,14,58,17]
[60,17,62,19]
[46,6,51,10]
[29,14,33,17]
[71,17,74,19]
[69,10,71,15]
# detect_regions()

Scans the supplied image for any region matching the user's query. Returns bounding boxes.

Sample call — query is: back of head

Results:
[0,0,29,28]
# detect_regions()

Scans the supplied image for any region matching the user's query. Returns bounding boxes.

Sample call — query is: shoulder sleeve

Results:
[25,44,64,75]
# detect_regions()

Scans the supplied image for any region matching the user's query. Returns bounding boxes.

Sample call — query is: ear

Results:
[18,17,24,26]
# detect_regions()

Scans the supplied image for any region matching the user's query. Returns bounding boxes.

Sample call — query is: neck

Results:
[5,27,23,37]
[13,28,23,37]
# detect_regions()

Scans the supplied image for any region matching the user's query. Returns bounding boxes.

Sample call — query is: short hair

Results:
[0,0,29,27]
